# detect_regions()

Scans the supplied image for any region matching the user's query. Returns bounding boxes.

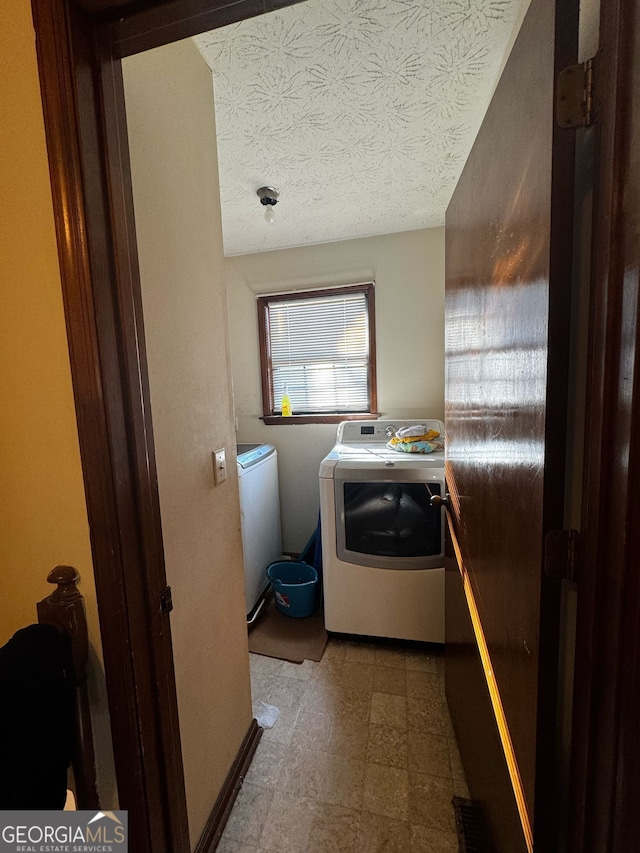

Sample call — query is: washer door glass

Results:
[336,479,444,570]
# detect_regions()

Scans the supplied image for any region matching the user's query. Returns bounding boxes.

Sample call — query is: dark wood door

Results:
[444,0,578,850]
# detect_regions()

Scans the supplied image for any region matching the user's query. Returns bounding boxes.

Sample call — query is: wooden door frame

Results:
[29,0,638,850]
[31,3,189,850]
[30,1,303,850]
[569,0,640,849]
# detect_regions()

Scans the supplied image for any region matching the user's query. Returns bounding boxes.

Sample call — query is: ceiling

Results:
[194,0,526,257]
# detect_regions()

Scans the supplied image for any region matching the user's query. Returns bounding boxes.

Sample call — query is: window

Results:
[257,283,377,424]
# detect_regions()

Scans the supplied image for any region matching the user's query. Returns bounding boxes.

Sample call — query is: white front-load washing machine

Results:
[319,419,445,643]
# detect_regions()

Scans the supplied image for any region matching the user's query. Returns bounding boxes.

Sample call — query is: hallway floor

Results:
[218,638,469,852]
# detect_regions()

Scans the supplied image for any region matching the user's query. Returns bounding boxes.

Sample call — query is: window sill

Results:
[261,413,380,425]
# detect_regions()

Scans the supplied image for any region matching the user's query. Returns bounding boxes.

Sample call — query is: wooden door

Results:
[444,0,578,850]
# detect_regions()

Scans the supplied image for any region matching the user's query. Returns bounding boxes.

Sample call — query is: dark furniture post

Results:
[37,565,99,810]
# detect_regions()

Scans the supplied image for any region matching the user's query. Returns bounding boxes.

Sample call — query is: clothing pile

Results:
[386,424,444,454]
[0,623,73,808]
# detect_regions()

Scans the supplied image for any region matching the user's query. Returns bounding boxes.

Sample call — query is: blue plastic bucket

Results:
[267,561,318,618]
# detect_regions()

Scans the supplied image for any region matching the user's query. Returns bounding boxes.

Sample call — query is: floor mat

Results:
[248,598,328,663]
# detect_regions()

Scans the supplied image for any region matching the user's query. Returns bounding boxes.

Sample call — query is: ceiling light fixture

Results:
[257,186,279,224]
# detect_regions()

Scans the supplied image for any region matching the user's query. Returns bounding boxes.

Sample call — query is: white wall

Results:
[225,228,445,552]
[123,39,252,848]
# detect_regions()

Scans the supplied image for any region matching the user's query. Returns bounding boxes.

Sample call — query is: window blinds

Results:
[267,290,370,414]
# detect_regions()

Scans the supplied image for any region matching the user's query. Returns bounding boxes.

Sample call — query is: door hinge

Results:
[556,57,594,128]
[160,585,173,615]
[545,529,580,582]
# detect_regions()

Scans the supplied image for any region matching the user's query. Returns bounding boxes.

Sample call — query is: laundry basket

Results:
[267,561,318,618]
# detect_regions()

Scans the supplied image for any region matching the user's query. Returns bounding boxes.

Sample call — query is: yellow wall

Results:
[0,0,116,805]
[123,39,252,847]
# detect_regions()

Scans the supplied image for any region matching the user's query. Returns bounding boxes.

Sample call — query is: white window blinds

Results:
[266,288,372,414]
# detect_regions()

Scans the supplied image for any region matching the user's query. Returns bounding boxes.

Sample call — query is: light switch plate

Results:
[213,449,227,484]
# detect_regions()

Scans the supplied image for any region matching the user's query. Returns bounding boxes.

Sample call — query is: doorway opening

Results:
[32,0,632,850]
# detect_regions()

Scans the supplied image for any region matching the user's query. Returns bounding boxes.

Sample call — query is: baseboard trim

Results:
[194,718,263,853]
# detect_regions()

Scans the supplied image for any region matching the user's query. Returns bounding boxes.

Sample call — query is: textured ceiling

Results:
[194,0,524,256]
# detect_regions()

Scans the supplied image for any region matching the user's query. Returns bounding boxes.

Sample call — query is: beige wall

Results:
[225,228,445,552]
[123,39,252,848]
[0,0,116,807]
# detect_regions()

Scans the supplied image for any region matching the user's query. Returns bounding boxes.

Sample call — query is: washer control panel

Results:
[336,419,443,445]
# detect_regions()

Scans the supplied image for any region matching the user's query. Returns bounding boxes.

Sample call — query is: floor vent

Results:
[453,796,491,853]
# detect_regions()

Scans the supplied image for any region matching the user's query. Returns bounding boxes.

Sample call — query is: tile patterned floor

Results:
[218,638,469,853]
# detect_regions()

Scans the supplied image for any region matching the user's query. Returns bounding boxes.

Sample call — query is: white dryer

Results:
[319,420,445,643]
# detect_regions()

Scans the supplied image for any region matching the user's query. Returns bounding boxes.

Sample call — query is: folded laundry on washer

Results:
[388,425,443,453]
[389,429,440,445]
[394,424,439,440]
[386,438,444,453]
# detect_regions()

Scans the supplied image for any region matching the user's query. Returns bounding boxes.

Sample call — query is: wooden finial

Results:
[46,565,81,601]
